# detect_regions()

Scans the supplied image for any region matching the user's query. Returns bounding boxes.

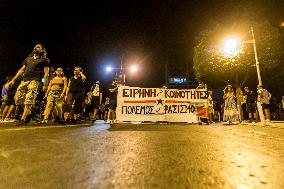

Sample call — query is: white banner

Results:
[116,86,209,123]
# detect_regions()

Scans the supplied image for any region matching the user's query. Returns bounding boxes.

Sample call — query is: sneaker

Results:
[223,121,230,125]
[24,114,32,125]
[38,120,48,124]
[16,120,26,126]
[71,119,78,124]
[57,119,66,125]
[7,119,16,122]
[265,119,271,126]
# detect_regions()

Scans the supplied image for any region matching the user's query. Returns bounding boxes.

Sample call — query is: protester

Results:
[0,77,16,122]
[65,67,86,123]
[85,85,94,120]
[40,67,67,124]
[244,86,257,123]
[104,97,110,121]
[238,90,248,121]
[107,80,118,123]
[11,44,50,126]
[207,90,214,123]
[222,84,240,125]
[91,81,102,122]
[257,85,272,123]
[196,80,207,90]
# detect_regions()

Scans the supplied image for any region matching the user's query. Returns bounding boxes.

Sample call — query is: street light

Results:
[105,64,138,86]
[221,36,241,57]
[222,27,262,86]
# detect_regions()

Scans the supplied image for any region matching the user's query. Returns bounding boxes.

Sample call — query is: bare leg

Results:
[1,106,9,120]
[92,109,98,120]
[43,100,54,122]
[22,104,32,120]
[264,109,270,120]
[4,105,15,120]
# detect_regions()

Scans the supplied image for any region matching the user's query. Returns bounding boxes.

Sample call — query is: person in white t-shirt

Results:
[257,85,272,122]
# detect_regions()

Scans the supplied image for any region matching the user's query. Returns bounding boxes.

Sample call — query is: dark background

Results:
[0,0,283,95]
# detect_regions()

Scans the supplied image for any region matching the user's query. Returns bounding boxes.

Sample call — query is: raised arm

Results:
[80,71,86,81]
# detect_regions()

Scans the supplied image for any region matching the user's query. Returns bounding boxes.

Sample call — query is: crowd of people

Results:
[1,44,283,126]
[0,44,120,126]
[206,83,284,125]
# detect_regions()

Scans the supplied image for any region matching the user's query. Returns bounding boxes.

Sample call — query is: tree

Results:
[193,21,283,94]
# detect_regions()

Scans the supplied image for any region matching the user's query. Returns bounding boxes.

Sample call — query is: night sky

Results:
[0,0,283,90]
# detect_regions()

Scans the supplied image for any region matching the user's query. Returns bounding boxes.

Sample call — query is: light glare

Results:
[130,65,138,73]
[106,66,112,72]
[222,37,241,57]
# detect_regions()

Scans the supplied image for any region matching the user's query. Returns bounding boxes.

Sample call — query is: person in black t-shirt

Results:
[107,80,118,123]
[65,67,86,123]
[11,44,50,125]
[244,86,257,123]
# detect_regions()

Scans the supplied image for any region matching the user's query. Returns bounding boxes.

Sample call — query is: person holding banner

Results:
[222,84,240,125]
[107,80,118,123]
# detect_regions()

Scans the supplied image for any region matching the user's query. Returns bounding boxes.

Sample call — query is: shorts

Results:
[47,91,63,103]
[105,104,110,112]
[91,96,100,109]
[14,80,40,105]
[2,93,15,106]
[261,103,270,110]
[109,99,117,110]
[246,103,256,113]
[66,92,84,114]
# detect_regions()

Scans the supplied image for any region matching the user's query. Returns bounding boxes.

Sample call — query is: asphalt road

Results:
[0,121,283,189]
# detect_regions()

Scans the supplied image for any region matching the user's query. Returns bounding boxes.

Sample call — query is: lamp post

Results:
[250,27,262,86]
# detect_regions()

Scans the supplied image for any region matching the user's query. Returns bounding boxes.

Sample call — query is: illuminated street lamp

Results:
[105,64,138,86]
[221,36,241,57]
[222,27,262,85]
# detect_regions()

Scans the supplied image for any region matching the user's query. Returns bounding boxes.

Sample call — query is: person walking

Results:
[91,81,102,122]
[11,44,50,125]
[40,67,67,124]
[65,67,86,123]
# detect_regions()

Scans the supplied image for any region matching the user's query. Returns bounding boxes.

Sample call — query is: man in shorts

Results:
[257,85,272,123]
[11,44,50,125]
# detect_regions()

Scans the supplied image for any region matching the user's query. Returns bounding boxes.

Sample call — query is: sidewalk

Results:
[270,121,284,129]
